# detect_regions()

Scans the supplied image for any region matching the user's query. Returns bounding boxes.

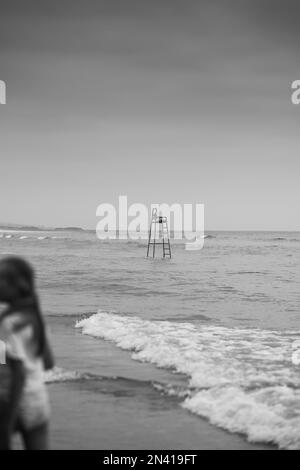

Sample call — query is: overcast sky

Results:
[0,0,299,230]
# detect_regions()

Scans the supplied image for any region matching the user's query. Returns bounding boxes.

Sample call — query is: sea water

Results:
[1,230,300,448]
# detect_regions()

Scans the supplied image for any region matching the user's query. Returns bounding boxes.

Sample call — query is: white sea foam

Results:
[76,311,300,449]
[1,234,63,241]
[45,367,86,383]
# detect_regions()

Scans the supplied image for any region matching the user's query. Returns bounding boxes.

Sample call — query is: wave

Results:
[45,366,189,399]
[45,367,87,383]
[0,232,217,245]
[0,235,66,241]
[265,236,300,243]
[76,311,300,449]
[45,367,120,384]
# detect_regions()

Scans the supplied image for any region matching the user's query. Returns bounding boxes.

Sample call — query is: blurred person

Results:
[0,257,54,450]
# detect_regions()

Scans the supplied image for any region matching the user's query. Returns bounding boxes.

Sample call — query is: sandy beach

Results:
[48,382,271,450]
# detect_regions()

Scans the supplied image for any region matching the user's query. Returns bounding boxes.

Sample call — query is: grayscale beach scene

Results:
[0,0,299,451]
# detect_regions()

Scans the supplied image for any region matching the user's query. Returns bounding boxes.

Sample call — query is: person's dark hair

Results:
[0,257,46,357]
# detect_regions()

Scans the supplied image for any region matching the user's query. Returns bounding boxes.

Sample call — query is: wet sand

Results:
[47,380,272,450]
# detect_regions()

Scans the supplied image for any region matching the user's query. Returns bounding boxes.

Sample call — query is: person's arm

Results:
[9,357,25,409]
[43,335,55,371]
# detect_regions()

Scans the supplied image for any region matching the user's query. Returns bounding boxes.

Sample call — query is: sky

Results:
[0,0,299,230]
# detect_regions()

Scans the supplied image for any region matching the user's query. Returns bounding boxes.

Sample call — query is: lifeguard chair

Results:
[147,208,171,258]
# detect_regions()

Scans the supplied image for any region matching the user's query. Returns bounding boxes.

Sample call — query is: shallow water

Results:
[1,230,300,448]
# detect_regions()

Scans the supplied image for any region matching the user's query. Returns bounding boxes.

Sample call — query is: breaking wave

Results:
[76,311,300,449]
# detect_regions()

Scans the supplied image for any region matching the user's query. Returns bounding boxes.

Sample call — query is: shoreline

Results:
[46,380,273,450]
[29,316,275,451]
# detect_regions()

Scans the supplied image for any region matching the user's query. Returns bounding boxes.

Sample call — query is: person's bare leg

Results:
[21,423,49,450]
[0,406,16,450]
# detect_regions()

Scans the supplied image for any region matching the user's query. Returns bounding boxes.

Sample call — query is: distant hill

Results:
[0,223,43,231]
[0,223,85,232]
[53,227,85,232]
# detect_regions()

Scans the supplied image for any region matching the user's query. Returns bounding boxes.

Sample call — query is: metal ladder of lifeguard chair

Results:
[147,208,171,258]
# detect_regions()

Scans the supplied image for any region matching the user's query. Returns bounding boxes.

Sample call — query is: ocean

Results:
[1,230,300,449]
